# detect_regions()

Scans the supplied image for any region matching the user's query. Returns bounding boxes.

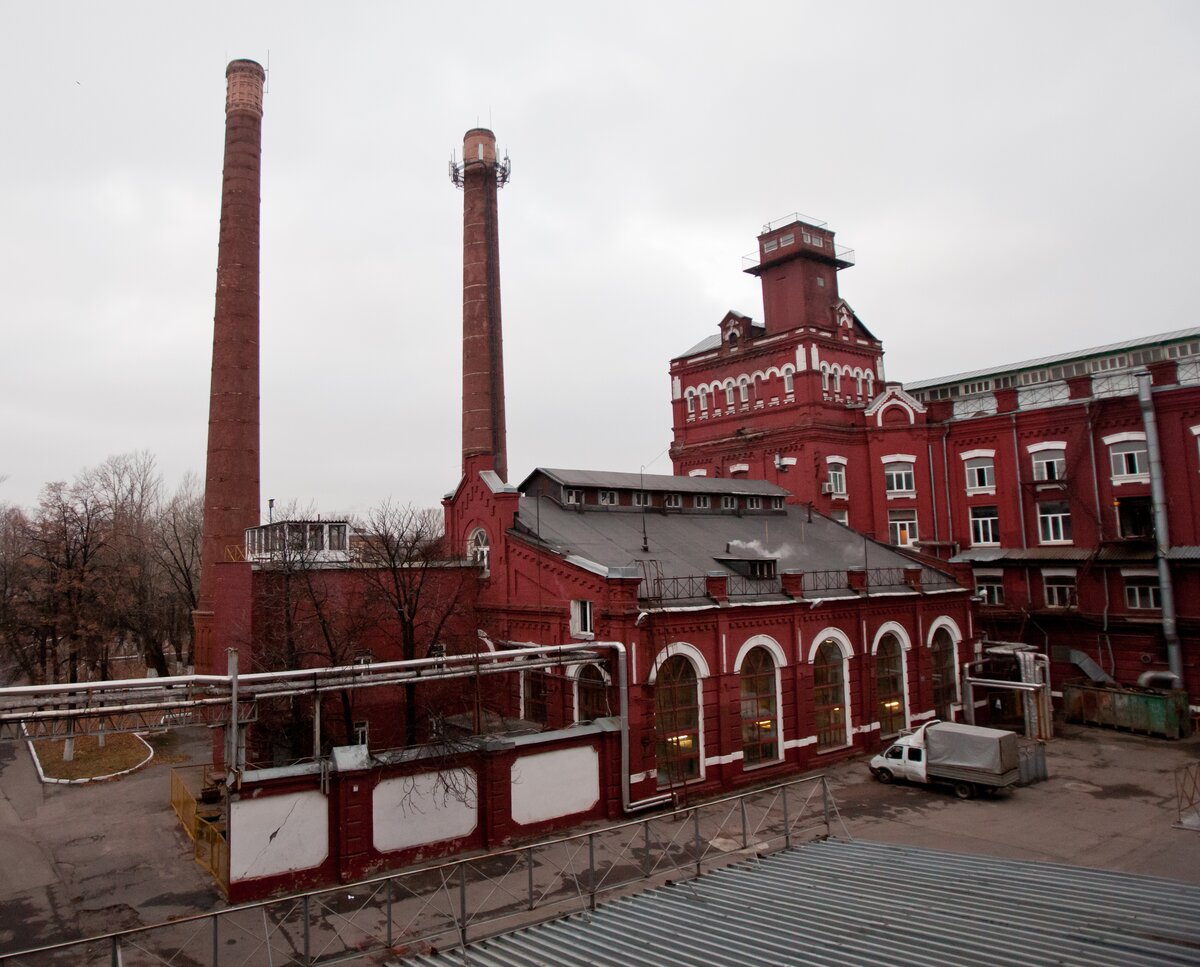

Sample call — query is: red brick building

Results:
[668,213,1199,705]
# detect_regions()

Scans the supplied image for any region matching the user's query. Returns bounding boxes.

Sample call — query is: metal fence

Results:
[1176,760,1200,832]
[0,774,841,967]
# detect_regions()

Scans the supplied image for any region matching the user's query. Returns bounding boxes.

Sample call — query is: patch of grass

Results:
[31,732,151,781]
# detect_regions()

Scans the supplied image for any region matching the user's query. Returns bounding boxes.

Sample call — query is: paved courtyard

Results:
[0,719,1196,960]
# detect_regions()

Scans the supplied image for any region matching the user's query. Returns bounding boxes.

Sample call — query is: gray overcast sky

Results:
[2,2,1197,517]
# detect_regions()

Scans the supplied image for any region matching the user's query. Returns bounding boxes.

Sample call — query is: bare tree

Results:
[0,504,36,684]
[153,472,203,668]
[360,501,480,745]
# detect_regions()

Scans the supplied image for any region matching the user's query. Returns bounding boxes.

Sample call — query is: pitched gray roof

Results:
[514,490,958,598]
[905,326,1200,391]
[528,468,789,497]
[401,839,1200,967]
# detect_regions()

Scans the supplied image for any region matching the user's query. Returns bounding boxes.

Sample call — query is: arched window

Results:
[727,331,739,351]
[467,528,489,573]
[725,382,735,407]
[740,647,778,766]
[699,387,708,412]
[655,656,701,786]
[738,378,750,403]
[813,640,848,750]
[875,634,906,737]
[577,664,608,722]
[821,365,830,392]
[930,628,958,721]
[783,369,794,395]
[865,373,874,398]
[831,366,842,395]
[685,391,695,415]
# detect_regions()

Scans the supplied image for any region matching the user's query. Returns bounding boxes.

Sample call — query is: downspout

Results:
[594,641,674,812]
[1085,400,1114,674]
[941,425,954,549]
[1011,413,1032,607]
[926,442,940,544]
[1135,372,1183,684]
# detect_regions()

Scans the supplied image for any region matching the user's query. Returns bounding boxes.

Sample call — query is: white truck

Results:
[869,720,1020,799]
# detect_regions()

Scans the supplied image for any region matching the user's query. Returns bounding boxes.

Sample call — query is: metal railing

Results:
[0,774,841,966]
[1176,760,1200,832]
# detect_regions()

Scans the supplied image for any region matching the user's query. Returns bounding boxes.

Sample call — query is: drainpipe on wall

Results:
[1085,401,1114,675]
[1135,372,1183,685]
[927,442,940,543]
[941,426,955,549]
[593,641,674,813]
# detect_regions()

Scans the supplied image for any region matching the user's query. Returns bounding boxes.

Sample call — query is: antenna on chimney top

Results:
[265,50,271,93]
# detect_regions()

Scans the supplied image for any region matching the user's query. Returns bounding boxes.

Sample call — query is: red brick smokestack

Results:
[193,59,265,672]
[455,128,509,482]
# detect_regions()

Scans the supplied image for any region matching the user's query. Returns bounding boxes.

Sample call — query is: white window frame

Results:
[974,569,1004,606]
[563,487,583,505]
[888,509,919,546]
[969,506,1000,545]
[1104,433,1149,484]
[827,461,847,497]
[883,460,916,496]
[721,495,737,510]
[746,496,762,510]
[1028,442,1067,482]
[664,493,682,509]
[633,491,650,508]
[1037,502,1072,544]
[694,494,711,509]
[598,490,617,506]
[831,509,849,526]
[1042,569,1077,609]
[961,449,996,495]
[570,599,594,639]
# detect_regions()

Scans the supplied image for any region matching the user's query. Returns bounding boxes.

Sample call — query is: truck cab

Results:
[875,738,928,784]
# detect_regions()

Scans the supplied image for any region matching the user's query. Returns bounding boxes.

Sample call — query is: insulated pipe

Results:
[1136,371,1183,684]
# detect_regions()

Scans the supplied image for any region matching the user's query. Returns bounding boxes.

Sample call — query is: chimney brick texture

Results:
[460,128,508,482]
[197,59,264,623]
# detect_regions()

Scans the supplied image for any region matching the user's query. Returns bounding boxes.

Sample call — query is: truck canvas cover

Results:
[926,722,1019,773]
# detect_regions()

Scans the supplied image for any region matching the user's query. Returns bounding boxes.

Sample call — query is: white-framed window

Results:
[1042,571,1076,609]
[694,494,711,509]
[633,491,650,508]
[963,454,995,493]
[725,384,735,406]
[884,461,915,495]
[467,528,490,573]
[739,378,750,403]
[664,493,682,509]
[570,599,594,638]
[888,509,918,546]
[831,509,849,526]
[746,496,762,510]
[969,506,1000,545]
[1124,576,1162,610]
[599,490,617,506]
[974,570,1004,606]
[771,496,785,510]
[1109,440,1148,481]
[685,392,695,415]
[1031,446,1066,482]
[783,370,794,395]
[563,487,583,505]
[828,462,847,496]
[1038,501,1072,543]
[721,495,737,510]
[698,387,708,412]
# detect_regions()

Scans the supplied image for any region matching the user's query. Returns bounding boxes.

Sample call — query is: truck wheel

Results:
[876,768,893,784]
[953,781,975,800]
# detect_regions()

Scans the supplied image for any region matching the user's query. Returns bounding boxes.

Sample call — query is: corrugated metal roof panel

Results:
[399,839,1200,967]
[904,326,1200,391]
[529,468,790,496]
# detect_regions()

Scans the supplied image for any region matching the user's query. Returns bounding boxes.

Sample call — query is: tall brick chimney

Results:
[453,128,509,482]
[193,59,265,673]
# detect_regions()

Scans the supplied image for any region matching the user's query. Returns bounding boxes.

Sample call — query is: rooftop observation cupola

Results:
[742,213,855,335]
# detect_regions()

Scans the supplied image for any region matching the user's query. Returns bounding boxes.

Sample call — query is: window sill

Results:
[1038,540,1074,546]
[886,492,917,500]
[1112,475,1150,486]
[971,542,1001,548]
[966,487,996,497]
[742,756,784,772]
[815,742,854,755]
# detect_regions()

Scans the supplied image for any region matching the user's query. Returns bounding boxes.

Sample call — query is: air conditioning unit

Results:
[820,482,836,494]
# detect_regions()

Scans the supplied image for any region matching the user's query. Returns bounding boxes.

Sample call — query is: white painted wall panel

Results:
[373,770,478,853]
[511,747,599,825]
[230,791,328,882]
